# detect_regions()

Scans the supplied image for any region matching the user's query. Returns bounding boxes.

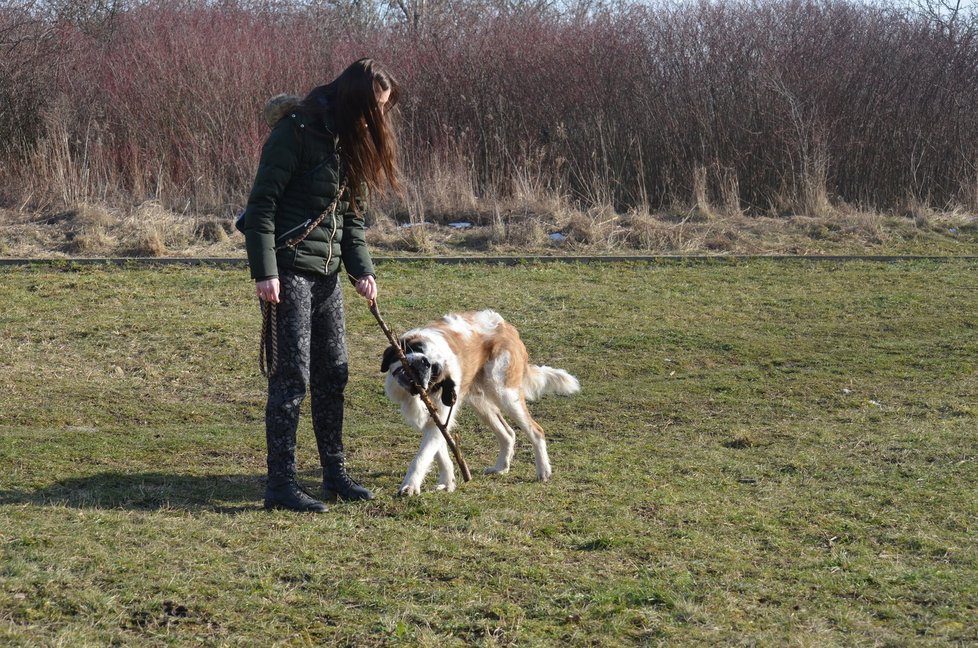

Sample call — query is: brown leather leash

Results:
[367,297,473,483]
[259,300,278,377]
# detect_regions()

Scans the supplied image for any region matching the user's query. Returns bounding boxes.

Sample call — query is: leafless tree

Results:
[912,0,977,38]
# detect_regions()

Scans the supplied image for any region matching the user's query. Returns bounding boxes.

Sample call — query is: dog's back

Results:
[433,310,580,403]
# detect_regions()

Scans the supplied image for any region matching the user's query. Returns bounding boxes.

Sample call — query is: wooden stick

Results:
[368,299,473,482]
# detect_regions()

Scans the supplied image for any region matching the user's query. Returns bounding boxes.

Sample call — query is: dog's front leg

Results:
[399,423,444,496]
[433,442,456,493]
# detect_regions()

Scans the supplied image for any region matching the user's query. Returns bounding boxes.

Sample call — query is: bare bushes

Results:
[4,2,331,215]
[0,0,976,247]
[0,2,63,159]
[396,0,978,220]
[968,165,978,213]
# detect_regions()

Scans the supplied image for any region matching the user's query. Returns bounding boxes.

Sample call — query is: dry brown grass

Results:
[500,213,549,249]
[124,202,180,257]
[2,187,977,260]
[0,202,242,259]
[621,210,701,252]
[414,149,481,218]
[62,203,118,255]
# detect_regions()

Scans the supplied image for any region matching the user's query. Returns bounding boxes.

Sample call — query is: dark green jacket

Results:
[242,95,374,281]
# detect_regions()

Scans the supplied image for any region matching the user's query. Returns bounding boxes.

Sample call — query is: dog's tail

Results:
[523,365,581,401]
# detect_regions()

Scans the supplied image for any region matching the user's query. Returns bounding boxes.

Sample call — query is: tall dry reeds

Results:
[0,0,976,227]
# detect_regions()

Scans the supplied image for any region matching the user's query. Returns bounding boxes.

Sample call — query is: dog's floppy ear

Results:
[440,377,457,407]
[381,345,400,373]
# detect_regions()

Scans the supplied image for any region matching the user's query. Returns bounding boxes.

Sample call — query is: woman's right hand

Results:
[256,278,280,304]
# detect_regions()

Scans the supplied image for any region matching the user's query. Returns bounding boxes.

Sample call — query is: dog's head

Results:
[381,336,457,407]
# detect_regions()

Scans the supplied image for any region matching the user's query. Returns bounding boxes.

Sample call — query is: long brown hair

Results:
[301,58,401,206]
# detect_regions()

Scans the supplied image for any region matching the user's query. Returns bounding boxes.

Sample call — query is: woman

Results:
[242,59,400,512]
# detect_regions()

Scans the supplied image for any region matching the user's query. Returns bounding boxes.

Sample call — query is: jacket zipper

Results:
[274,219,312,248]
[323,208,338,272]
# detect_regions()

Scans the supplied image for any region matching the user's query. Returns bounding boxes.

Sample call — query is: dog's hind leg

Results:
[498,391,552,482]
[471,394,516,475]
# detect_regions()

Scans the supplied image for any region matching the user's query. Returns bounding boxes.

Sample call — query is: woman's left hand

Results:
[355,275,378,301]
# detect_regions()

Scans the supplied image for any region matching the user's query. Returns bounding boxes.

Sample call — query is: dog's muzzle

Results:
[392,355,433,395]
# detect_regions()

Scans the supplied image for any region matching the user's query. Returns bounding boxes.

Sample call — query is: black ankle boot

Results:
[264,479,328,512]
[322,453,374,501]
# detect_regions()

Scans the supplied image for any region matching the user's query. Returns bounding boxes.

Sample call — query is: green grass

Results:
[1,260,976,646]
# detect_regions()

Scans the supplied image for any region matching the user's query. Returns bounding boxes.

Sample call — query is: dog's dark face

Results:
[382,339,456,406]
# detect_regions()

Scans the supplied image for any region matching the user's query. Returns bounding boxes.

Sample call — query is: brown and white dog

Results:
[381,310,580,496]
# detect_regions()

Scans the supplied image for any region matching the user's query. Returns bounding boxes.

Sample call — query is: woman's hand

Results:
[256,278,280,304]
[355,275,378,301]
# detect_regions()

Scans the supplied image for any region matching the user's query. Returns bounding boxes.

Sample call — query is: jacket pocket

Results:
[276,245,299,271]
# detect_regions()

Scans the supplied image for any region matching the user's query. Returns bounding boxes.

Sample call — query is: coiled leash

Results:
[367,298,472,483]
[259,300,278,377]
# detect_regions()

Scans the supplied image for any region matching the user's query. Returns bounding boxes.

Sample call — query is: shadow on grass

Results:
[0,471,290,513]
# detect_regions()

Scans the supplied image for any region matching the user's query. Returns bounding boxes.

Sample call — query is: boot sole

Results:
[323,489,375,502]
[263,500,328,513]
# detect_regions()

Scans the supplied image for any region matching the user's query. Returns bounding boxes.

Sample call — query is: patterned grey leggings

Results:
[265,268,348,485]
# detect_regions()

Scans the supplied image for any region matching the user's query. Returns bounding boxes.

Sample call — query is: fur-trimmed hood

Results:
[262,94,301,127]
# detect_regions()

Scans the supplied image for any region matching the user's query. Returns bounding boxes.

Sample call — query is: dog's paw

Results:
[398,482,421,496]
[483,466,510,476]
[434,479,456,493]
[537,466,553,482]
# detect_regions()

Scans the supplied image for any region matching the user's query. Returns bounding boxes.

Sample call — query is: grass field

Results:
[1,260,976,646]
